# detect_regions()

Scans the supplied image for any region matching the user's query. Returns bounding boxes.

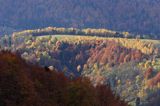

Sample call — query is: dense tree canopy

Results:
[0,51,128,106]
[0,0,160,36]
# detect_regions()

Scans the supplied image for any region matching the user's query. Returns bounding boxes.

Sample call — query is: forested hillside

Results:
[1,31,160,105]
[11,27,158,39]
[0,0,160,36]
[0,51,128,106]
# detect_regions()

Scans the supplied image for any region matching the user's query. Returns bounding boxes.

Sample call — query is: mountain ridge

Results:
[1,0,160,35]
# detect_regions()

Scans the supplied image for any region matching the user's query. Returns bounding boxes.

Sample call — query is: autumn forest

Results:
[1,0,160,106]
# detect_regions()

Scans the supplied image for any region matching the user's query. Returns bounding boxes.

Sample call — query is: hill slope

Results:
[1,30,160,105]
[0,51,128,106]
[1,0,160,35]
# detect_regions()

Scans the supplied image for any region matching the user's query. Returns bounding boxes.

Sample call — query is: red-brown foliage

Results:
[147,72,160,88]
[0,51,128,106]
[96,85,127,106]
[88,40,144,66]
[144,68,153,79]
